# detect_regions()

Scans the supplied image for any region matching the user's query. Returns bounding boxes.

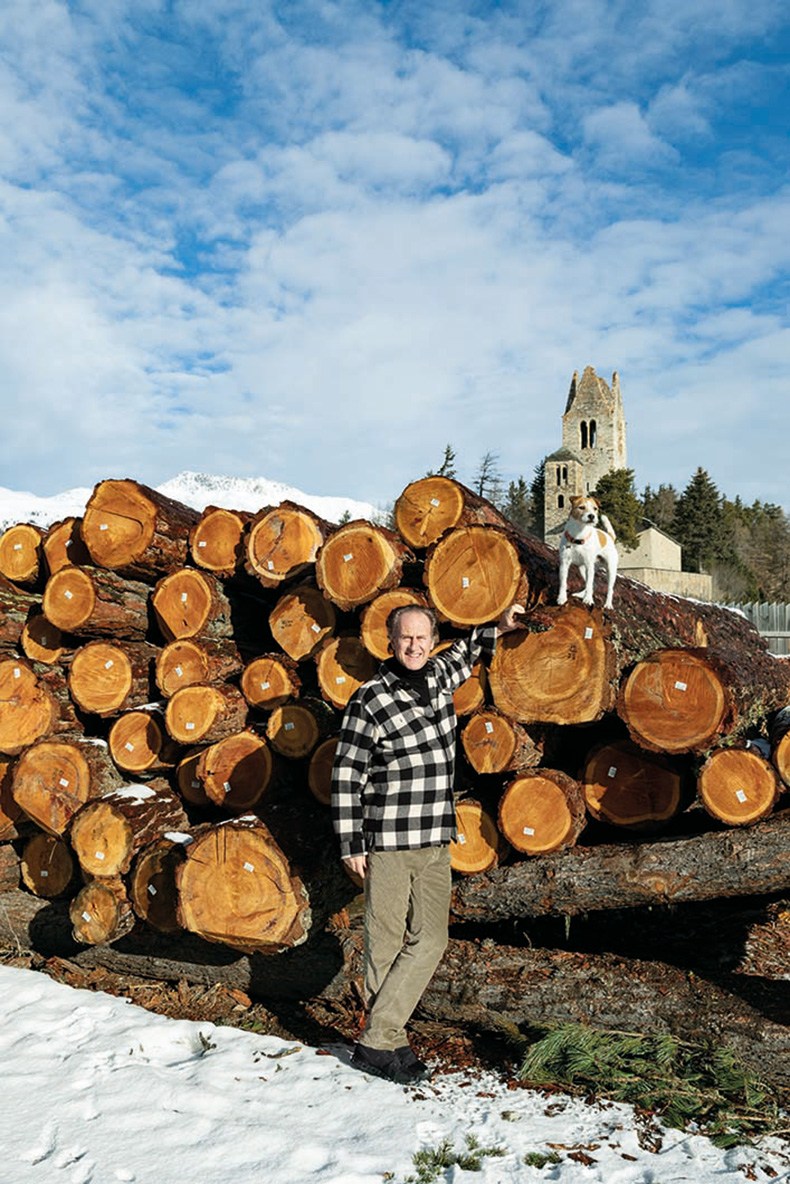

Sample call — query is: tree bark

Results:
[0,754,24,840]
[68,639,158,718]
[450,808,790,921]
[770,705,790,789]
[190,506,251,577]
[316,521,412,611]
[43,565,152,641]
[81,479,200,581]
[69,781,188,878]
[0,576,39,652]
[12,737,122,836]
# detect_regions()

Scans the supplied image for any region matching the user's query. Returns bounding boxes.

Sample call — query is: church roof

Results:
[545,446,583,463]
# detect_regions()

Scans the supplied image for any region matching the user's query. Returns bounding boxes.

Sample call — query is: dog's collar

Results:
[564,527,590,544]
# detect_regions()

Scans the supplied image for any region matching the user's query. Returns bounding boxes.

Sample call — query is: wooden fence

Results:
[726,603,790,657]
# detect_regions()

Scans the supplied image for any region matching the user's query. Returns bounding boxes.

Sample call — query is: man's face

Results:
[390,610,434,671]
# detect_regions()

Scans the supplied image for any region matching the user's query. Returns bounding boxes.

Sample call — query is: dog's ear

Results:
[590,497,600,509]
[570,495,583,508]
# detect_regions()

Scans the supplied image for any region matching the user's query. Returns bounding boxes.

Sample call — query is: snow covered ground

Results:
[0,965,787,1184]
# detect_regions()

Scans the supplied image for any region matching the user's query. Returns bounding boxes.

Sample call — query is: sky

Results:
[1,964,788,1184]
[0,0,789,511]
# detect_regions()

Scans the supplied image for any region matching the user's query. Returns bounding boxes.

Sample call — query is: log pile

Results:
[0,474,788,1081]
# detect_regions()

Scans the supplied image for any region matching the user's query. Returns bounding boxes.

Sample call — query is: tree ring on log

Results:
[316,523,407,610]
[451,799,506,874]
[395,476,466,549]
[42,517,91,575]
[68,642,135,715]
[697,746,782,826]
[42,567,99,632]
[21,612,66,665]
[196,732,273,812]
[619,650,730,754]
[266,704,320,758]
[307,737,337,806]
[155,639,210,696]
[581,739,686,828]
[240,655,299,710]
[489,605,614,724]
[0,659,56,754]
[12,739,93,835]
[0,523,43,584]
[21,833,76,897]
[424,526,524,626]
[71,800,138,877]
[151,570,215,641]
[498,770,587,855]
[82,480,157,568]
[108,711,174,774]
[315,636,376,710]
[269,585,336,661]
[246,507,324,585]
[165,685,227,744]
[190,508,247,574]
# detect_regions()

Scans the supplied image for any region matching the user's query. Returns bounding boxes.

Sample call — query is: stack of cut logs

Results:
[1,475,789,1078]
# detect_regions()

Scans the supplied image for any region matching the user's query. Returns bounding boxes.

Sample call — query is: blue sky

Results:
[1,0,788,512]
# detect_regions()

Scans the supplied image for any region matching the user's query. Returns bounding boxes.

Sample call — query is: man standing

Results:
[331,601,524,1084]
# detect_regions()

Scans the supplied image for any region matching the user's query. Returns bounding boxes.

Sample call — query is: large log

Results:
[498,768,587,856]
[175,815,312,953]
[12,737,122,836]
[129,835,191,933]
[461,708,543,775]
[20,833,77,898]
[0,659,82,755]
[0,522,44,586]
[107,708,180,776]
[154,637,243,697]
[151,568,233,643]
[450,798,508,875]
[42,566,151,641]
[424,524,527,627]
[314,635,376,710]
[70,878,135,945]
[269,583,336,661]
[316,521,412,611]
[240,653,301,711]
[42,517,92,575]
[20,612,68,666]
[394,476,508,550]
[0,891,786,1088]
[451,808,790,921]
[70,781,189,878]
[190,730,273,812]
[489,603,618,725]
[265,699,336,759]
[68,639,158,718]
[81,478,200,581]
[164,682,248,745]
[697,745,783,826]
[190,505,251,577]
[245,503,331,589]
[581,738,691,829]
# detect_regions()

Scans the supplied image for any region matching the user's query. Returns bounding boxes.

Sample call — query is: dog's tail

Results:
[600,513,617,542]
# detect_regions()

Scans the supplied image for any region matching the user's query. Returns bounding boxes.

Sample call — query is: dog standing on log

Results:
[557,495,618,610]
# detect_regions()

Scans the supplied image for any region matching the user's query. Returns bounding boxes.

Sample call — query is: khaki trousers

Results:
[359,846,451,1051]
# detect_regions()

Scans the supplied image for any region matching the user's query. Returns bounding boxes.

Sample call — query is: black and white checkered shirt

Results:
[331,626,497,857]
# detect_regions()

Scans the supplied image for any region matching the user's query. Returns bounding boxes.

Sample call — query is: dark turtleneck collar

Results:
[383,657,431,706]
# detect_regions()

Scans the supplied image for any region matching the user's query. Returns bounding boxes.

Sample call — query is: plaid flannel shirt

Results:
[331,625,497,857]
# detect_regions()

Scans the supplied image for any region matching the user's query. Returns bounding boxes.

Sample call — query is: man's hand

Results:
[342,853,368,881]
[496,603,526,635]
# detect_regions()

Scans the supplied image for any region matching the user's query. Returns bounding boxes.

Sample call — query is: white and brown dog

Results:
[557,495,618,610]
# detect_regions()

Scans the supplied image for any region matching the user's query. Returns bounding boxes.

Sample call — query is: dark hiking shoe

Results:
[350,1043,411,1084]
[395,1045,433,1083]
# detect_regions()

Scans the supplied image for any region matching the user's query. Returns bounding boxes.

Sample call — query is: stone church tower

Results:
[543,366,627,542]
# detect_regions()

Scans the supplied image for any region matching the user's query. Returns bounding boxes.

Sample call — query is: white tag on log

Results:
[311,624,321,633]
[608,766,617,778]
[64,589,73,599]
[181,592,188,603]
[174,666,183,677]
[584,627,594,640]
[40,870,48,878]
[65,539,71,548]
[82,911,92,922]
[13,666,20,678]
[59,777,69,788]
[736,789,748,803]
[261,681,270,690]
[457,834,467,845]
[430,498,441,507]
[99,523,108,531]
[13,543,22,550]
[125,742,135,752]
[94,851,105,861]
[462,577,470,588]
[284,721,294,731]
[267,560,275,570]
[191,779,200,789]
[104,660,114,670]
[522,826,535,836]
[485,721,494,734]
[148,885,157,896]
[674,681,687,691]
[185,722,195,731]
[198,540,207,548]
[343,553,353,563]
[223,782,231,795]
[336,676,346,684]
[243,862,255,873]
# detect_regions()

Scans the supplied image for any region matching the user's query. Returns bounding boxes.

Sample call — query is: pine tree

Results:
[593,469,642,550]
[502,476,533,533]
[671,468,728,574]
[642,483,678,532]
[529,462,546,539]
[427,444,457,479]
[473,451,502,503]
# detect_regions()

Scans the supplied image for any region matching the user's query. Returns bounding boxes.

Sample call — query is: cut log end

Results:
[619,650,731,754]
[0,659,57,754]
[425,525,525,627]
[394,477,466,549]
[498,769,587,855]
[697,746,782,826]
[316,522,409,610]
[190,507,248,575]
[246,505,325,586]
[582,739,687,828]
[451,799,507,874]
[0,523,43,585]
[315,636,376,710]
[269,585,336,661]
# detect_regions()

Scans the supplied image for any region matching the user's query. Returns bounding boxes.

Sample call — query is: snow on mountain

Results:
[0,472,380,533]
